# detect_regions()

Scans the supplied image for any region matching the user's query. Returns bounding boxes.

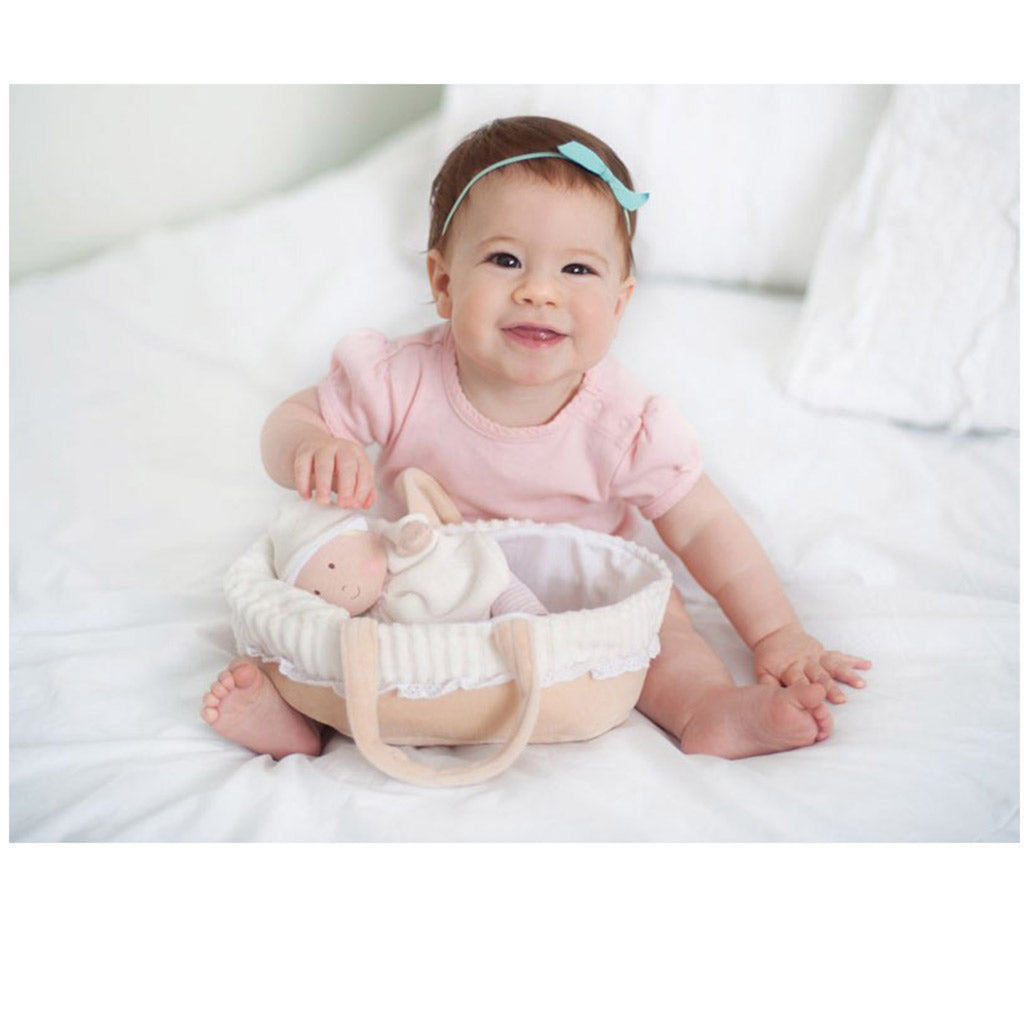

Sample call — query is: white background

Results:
[10,84,442,279]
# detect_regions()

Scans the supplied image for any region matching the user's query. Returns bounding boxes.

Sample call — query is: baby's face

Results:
[293,531,387,615]
[427,170,634,412]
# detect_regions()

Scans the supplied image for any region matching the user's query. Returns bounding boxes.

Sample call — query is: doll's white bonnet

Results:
[269,501,370,585]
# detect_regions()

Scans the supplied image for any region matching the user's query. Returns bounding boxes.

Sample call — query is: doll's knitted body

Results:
[372,514,514,623]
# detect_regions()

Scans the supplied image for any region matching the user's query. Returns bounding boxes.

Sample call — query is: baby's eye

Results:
[563,263,597,276]
[487,252,521,269]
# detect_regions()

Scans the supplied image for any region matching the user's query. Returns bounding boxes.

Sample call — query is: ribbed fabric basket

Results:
[228,520,671,696]
[224,519,673,786]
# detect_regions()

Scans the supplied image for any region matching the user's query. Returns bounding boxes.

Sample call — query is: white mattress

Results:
[9,116,1019,841]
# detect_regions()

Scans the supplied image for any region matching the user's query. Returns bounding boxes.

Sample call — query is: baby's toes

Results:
[200,691,221,723]
[792,679,827,710]
[212,671,237,697]
[810,701,833,741]
[227,660,260,688]
[202,667,240,722]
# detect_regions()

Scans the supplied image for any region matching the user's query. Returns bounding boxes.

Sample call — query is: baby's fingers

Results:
[334,452,360,505]
[781,662,846,703]
[335,448,376,509]
[779,662,811,688]
[806,663,847,704]
[821,652,871,689]
[312,447,339,504]
[293,449,314,500]
[293,444,330,501]
[349,452,376,510]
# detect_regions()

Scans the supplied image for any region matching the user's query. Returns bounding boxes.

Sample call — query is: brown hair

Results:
[428,115,640,273]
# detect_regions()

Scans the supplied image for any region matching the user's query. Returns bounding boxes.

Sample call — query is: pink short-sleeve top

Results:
[317,324,702,537]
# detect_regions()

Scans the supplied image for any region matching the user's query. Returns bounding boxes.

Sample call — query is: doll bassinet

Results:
[224,474,673,787]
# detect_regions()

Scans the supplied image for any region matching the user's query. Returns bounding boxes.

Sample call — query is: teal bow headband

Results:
[439,140,650,239]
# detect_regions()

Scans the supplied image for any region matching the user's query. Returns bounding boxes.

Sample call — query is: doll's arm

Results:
[393,516,433,557]
[261,387,376,508]
[490,574,547,617]
[491,569,548,614]
[655,475,870,702]
[374,514,438,563]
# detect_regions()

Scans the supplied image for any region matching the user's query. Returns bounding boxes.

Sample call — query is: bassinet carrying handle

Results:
[339,617,542,787]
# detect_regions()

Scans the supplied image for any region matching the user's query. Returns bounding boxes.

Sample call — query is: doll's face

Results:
[293,531,387,615]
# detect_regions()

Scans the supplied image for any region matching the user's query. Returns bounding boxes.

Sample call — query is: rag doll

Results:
[269,500,546,622]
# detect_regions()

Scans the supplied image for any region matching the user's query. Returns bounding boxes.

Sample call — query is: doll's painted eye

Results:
[328,563,335,570]
[314,590,321,596]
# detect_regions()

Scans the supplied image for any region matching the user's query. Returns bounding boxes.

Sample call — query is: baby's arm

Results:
[655,475,870,703]
[260,387,376,508]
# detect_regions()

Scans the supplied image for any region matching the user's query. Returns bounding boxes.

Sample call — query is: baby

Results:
[203,114,870,760]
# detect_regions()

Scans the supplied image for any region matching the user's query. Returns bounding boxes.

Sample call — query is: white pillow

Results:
[406,84,890,290]
[782,85,1019,433]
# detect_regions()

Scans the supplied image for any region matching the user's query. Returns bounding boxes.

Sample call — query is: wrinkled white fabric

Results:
[783,85,1019,432]
[9,103,1018,842]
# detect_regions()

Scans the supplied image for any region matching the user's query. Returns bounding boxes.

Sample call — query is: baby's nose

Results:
[513,274,559,306]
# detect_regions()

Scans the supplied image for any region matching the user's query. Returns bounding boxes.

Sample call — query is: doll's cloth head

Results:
[269,501,515,625]
[269,501,373,584]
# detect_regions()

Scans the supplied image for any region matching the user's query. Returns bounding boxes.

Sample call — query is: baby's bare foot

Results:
[201,658,322,759]
[679,681,832,759]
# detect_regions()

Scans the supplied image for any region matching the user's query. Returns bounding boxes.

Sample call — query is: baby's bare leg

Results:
[201,657,322,759]
[637,589,831,758]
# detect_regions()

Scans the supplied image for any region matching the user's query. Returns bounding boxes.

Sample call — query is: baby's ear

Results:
[615,274,636,319]
[426,249,453,319]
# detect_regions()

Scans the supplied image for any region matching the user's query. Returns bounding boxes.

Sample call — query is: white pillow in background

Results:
[782,85,1019,433]
[405,84,890,290]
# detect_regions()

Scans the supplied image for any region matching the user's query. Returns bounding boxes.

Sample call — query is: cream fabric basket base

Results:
[270,662,646,747]
[271,614,651,787]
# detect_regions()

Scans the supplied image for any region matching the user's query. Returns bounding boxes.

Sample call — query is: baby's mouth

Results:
[503,324,567,346]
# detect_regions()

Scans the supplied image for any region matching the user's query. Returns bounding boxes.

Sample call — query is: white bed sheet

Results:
[9,117,1019,841]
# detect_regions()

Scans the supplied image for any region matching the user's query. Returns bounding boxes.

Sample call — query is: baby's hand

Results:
[753,624,871,704]
[293,437,376,509]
